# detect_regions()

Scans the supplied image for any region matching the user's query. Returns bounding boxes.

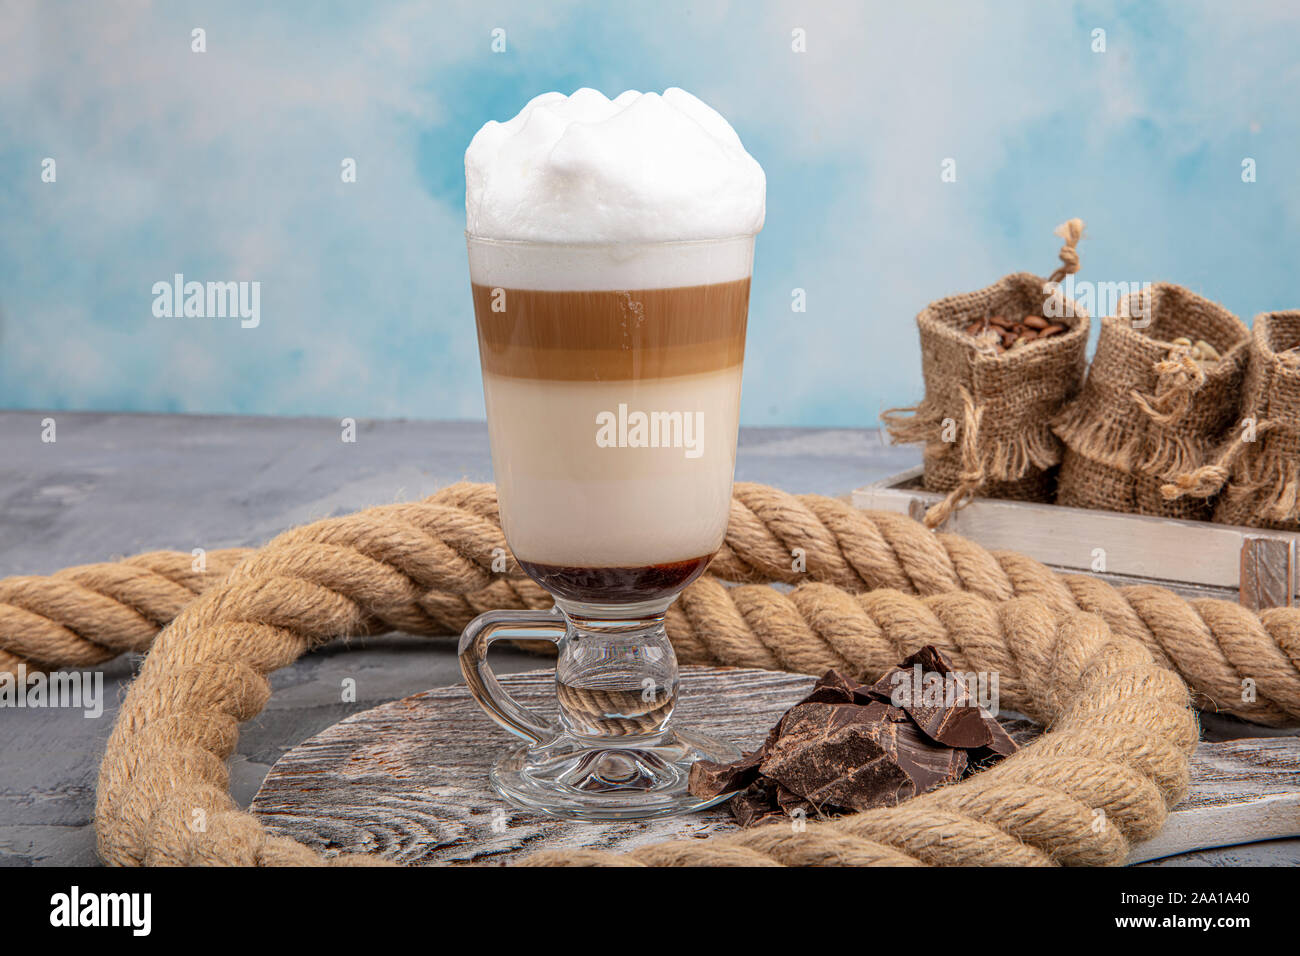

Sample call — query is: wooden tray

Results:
[853,467,1299,610]
[250,666,1300,866]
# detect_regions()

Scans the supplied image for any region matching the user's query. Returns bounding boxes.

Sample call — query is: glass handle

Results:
[458,606,565,746]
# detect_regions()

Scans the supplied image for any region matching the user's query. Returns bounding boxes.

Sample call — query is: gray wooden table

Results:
[1,410,1295,866]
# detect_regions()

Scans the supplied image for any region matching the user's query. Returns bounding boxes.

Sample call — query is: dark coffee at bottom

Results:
[517,555,712,604]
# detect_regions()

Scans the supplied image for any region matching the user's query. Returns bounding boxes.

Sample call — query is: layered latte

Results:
[465,88,765,606]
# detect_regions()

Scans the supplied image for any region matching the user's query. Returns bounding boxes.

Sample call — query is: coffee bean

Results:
[964,312,1068,354]
[1193,339,1221,362]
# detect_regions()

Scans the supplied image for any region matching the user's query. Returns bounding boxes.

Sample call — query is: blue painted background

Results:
[2,1,1296,425]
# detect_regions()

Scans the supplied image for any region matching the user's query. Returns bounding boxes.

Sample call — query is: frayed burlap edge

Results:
[885,220,1089,527]
[1165,311,1300,528]
[1054,286,1250,520]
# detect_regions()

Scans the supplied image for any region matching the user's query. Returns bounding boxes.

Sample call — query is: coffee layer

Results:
[518,555,711,605]
[473,280,749,380]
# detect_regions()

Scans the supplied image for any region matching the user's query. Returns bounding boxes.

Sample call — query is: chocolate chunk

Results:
[893,717,969,793]
[758,701,965,813]
[797,668,871,706]
[774,783,816,818]
[869,646,1005,750]
[870,666,992,750]
[687,748,764,798]
[729,780,783,827]
[900,647,1018,760]
[690,646,1018,827]
[903,644,957,676]
[758,703,912,811]
[969,716,1019,767]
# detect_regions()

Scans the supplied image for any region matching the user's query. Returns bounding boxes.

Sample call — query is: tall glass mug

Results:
[459,234,754,819]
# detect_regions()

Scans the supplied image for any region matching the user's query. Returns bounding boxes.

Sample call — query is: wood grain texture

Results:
[251,667,799,865]
[1128,737,1300,864]
[250,666,1300,866]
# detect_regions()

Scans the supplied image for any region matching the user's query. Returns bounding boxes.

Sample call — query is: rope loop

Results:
[0,480,1292,865]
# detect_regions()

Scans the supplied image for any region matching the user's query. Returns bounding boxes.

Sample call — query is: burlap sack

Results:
[1162,311,1300,531]
[1053,283,1250,519]
[884,220,1090,528]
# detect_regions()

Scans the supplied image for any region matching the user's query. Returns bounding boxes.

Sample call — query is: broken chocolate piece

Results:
[869,663,993,749]
[796,668,869,706]
[730,780,784,828]
[688,646,1018,828]
[758,701,966,813]
[968,716,1019,768]
[774,783,815,818]
[868,645,1015,754]
[688,747,765,798]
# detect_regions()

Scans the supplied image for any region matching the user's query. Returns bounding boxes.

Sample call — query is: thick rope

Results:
[93,497,1197,866]
[6,482,1298,725]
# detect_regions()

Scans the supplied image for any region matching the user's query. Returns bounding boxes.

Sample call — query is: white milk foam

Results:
[465,88,766,246]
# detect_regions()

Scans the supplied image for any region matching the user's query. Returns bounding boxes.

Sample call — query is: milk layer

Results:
[467,232,755,292]
[483,367,743,568]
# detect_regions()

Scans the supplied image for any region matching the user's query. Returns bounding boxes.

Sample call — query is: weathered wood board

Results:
[251,667,1300,866]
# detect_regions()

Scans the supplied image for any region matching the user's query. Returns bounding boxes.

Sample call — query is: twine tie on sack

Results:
[1130,351,1208,427]
[1044,218,1085,287]
[1196,311,1300,528]
[1161,419,1278,501]
[1053,284,1252,520]
[917,386,985,530]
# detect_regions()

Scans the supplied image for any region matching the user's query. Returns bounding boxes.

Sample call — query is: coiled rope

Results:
[0,481,1288,865]
[5,482,1297,725]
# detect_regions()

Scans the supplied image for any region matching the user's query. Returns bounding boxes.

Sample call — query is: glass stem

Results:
[554,606,680,741]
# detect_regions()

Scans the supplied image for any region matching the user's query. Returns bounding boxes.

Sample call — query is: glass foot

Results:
[489,726,743,821]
